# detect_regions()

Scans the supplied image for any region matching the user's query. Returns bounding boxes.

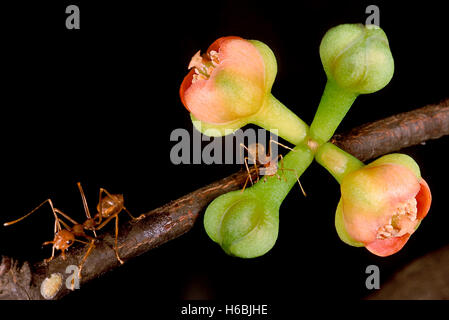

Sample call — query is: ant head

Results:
[55,229,75,251]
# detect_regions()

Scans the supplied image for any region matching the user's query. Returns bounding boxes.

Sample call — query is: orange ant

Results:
[240,138,306,196]
[77,182,143,264]
[4,183,142,279]
[3,196,97,290]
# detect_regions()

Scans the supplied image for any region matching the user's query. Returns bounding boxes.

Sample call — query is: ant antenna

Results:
[4,199,60,228]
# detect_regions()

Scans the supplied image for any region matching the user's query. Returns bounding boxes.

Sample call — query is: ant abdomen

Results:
[97,193,124,218]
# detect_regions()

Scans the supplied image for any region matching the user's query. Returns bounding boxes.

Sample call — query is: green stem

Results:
[309,80,358,144]
[252,94,309,145]
[251,142,314,207]
[315,143,364,183]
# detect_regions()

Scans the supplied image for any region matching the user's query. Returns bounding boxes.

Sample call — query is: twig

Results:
[332,98,449,161]
[1,98,448,300]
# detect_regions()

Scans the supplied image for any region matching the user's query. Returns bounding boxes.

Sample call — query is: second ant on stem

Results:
[240,138,307,196]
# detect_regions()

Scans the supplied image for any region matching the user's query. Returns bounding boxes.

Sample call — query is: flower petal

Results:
[366,233,410,257]
[180,68,195,112]
[416,178,431,220]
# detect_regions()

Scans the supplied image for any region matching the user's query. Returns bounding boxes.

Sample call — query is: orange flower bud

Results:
[336,154,432,256]
[180,36,267,124]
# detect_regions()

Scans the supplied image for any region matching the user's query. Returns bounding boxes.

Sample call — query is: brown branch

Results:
[331,98,449,162]
[1,98,448,300]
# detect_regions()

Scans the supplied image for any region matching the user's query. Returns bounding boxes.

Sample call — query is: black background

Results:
[0,0,448,312]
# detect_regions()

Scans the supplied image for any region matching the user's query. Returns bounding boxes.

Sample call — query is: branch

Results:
[331,98,449,161]
[1,98,448,300]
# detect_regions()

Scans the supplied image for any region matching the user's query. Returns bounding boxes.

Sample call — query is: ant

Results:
[240,138,306,196]
[4,183,142,282]
[3,196,96,289]
[76,182,143,264]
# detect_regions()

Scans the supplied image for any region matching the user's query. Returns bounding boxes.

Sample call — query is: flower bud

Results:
[336,154,431,256]
[180,36,270,124]
[204,192,278,258]
[320,24,394,94]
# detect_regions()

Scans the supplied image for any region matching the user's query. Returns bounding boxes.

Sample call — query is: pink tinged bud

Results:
[339,161,431,257]
[180,36,266,124]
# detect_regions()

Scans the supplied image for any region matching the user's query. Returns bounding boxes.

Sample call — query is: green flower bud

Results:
[320,23,394,94]
[204,192,278,258]
[310,23,395,143]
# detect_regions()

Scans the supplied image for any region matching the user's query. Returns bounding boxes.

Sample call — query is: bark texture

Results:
[332,98,449,161]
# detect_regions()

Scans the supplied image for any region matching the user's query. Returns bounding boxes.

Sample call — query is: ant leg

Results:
[241,175,250,193]
[76,182,97,237]
[74,239,90,245]
[95,214,116,231]
[279,167,307,197]
[241,142,262,183]
[94,213,124,264]
[123,206,145,221]
[56,217,73,232]
[95,212,125,263]
[254,160,260,183]
[240,143,258,183]
[243,156,254,187]
[77,182,92,219]
[73,239,96,290]
[266,138,294,170]
[114,215,124,264]
[268,138,295,154]
[239,142,250,153]
[276,154,288,182]
[42,241,56,263]
[54,208,79,227]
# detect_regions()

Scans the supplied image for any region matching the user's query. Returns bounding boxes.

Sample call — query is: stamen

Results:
[376,198,418,240]
[209,50,220,66]
[188,49,220,84]
[188,51,204,70]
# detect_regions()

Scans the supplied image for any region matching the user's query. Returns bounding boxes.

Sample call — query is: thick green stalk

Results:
[309,80,358,144]
[190,93,309,144]
[315,143,364,183]
[252,94,309,145]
